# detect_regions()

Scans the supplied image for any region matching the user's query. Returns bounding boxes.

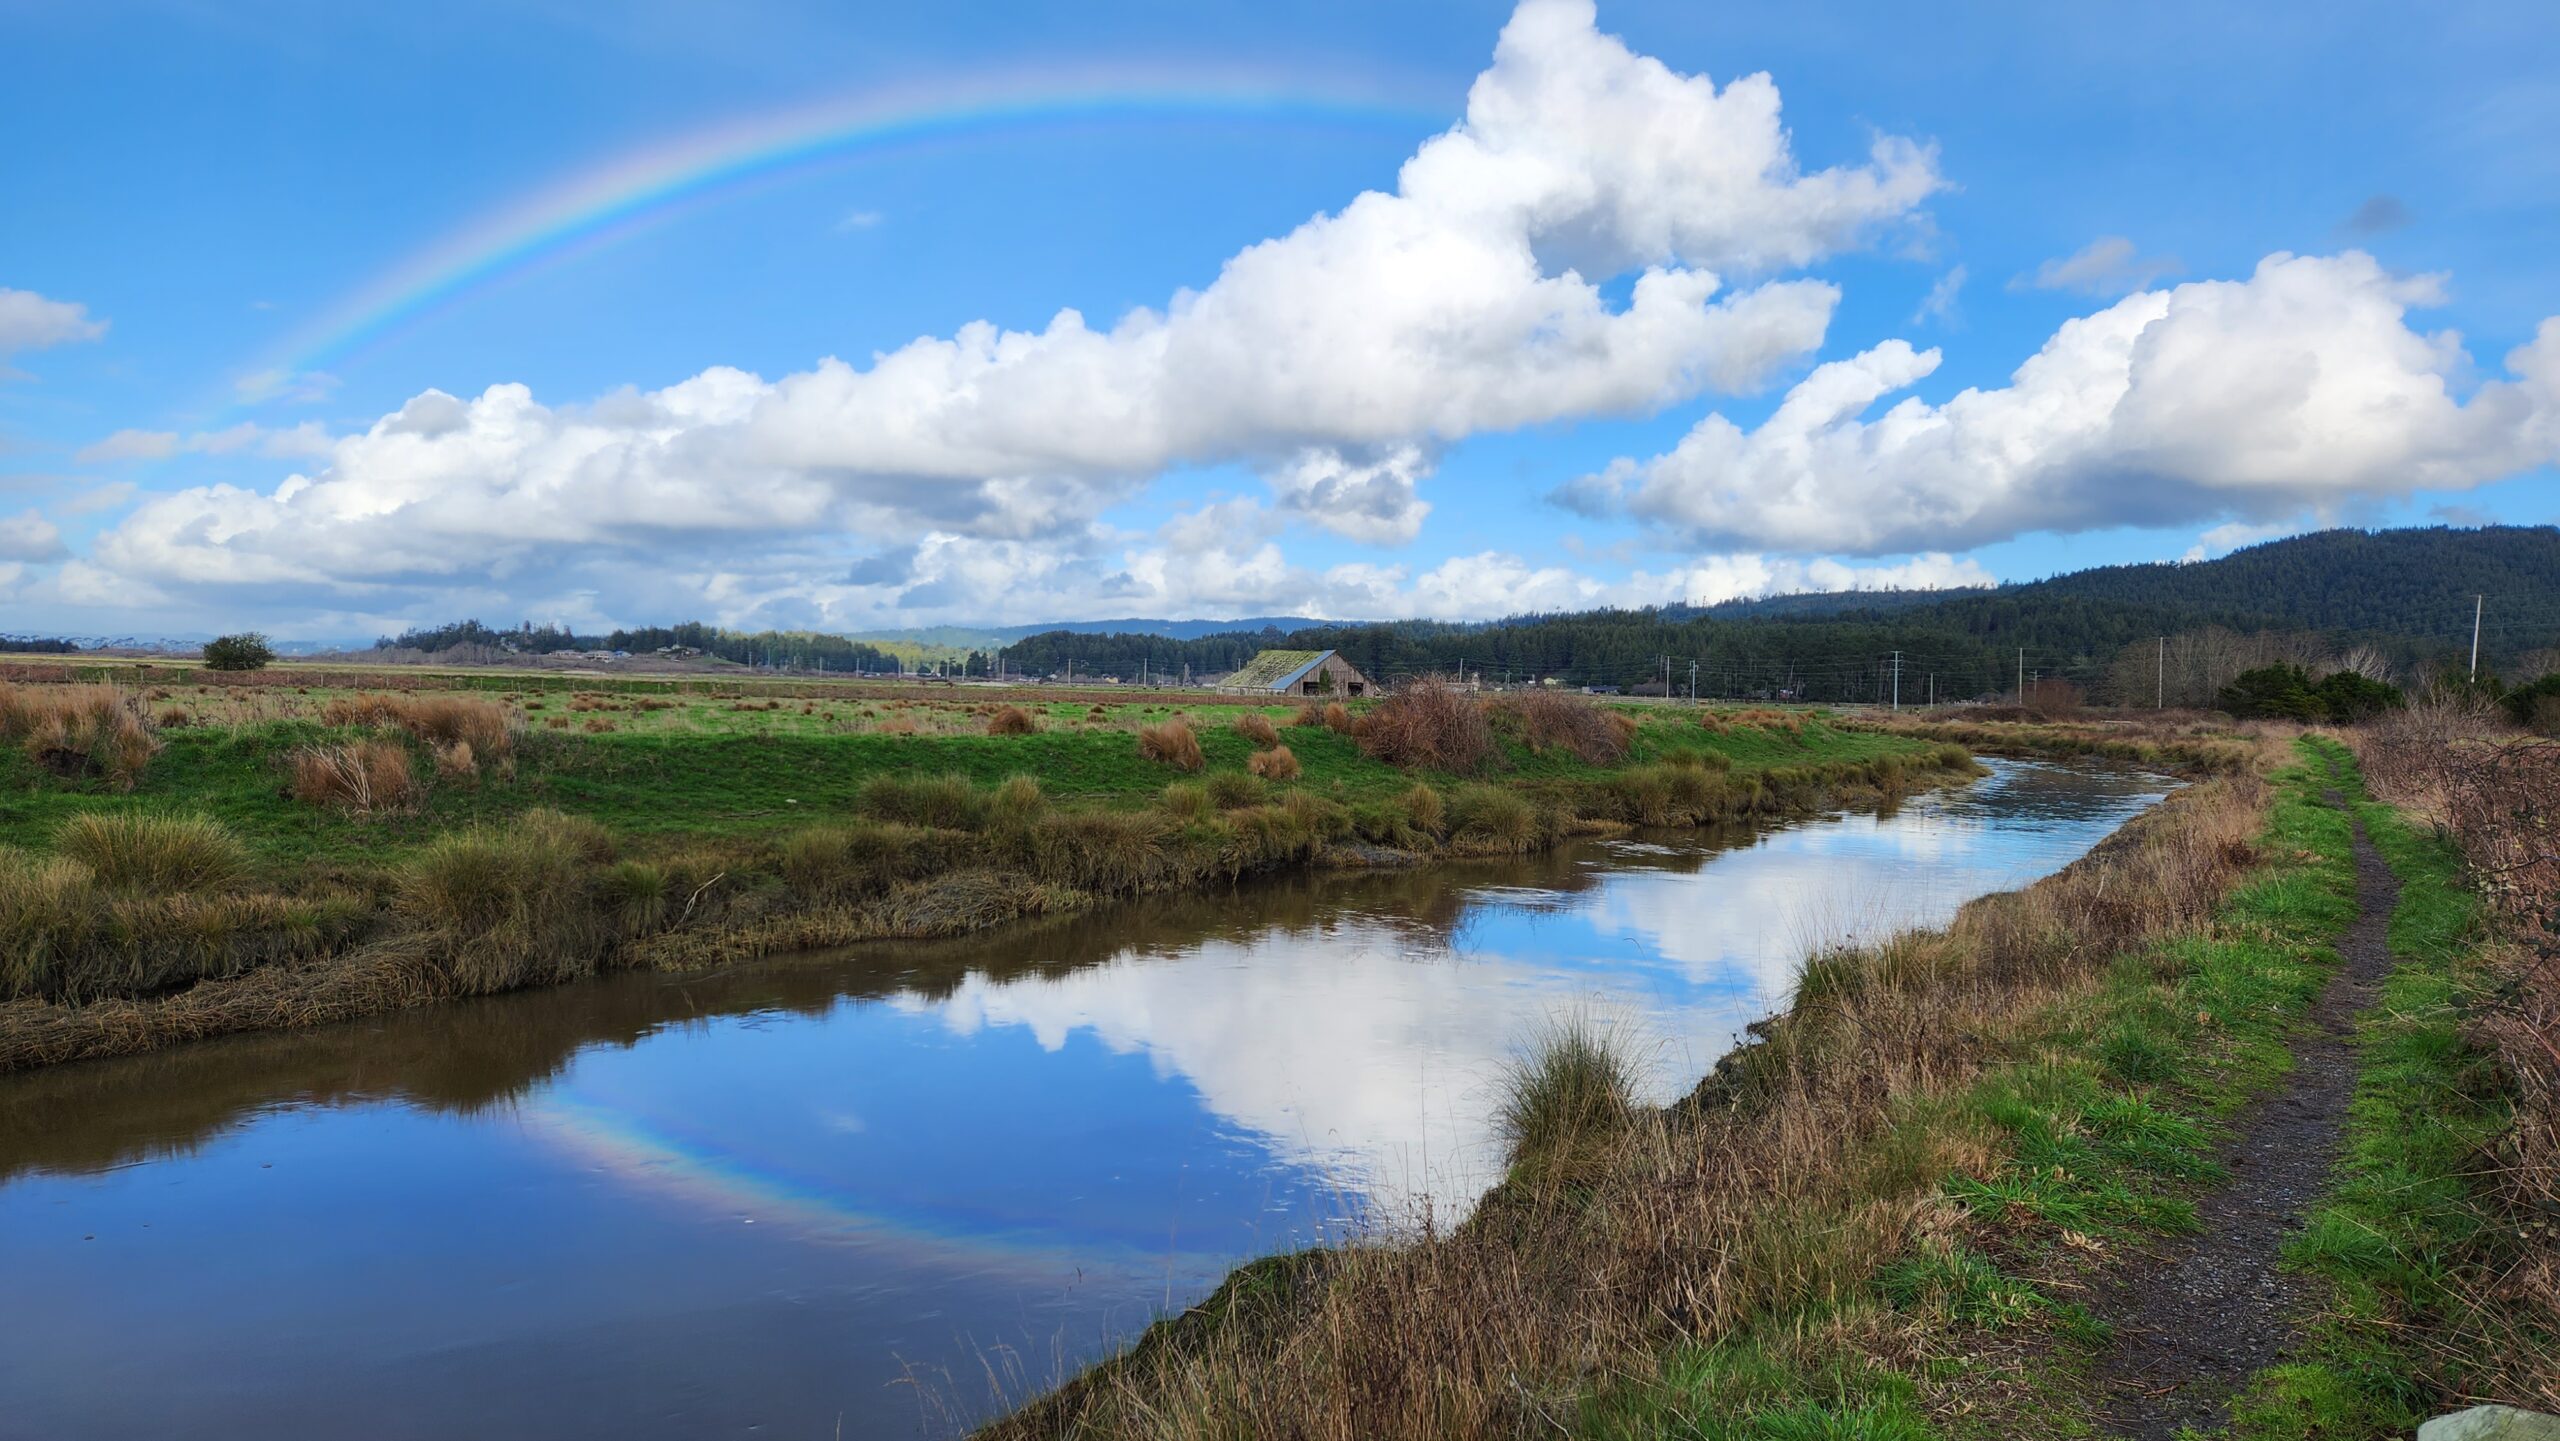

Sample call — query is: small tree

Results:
[202,632,276,672]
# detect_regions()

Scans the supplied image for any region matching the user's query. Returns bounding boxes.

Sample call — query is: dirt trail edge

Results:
[2087,790,2399,1440]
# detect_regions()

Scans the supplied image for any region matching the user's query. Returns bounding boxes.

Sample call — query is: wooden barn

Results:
[1218,648,1375,698]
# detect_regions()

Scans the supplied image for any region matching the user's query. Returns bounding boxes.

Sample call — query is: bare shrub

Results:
[1356,677,1494,773]
[1138,719,1205,772]
[290,740,420,813]
[1247,745,1302,782]
[1234,712,1281,747]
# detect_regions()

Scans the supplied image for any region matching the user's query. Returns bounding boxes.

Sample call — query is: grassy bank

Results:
[0,674,1975,1071]
[982,734,2549,1439]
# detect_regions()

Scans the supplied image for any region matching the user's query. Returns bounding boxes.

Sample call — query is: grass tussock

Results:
[0,682,160,789]
[54,812,248,893]
[397,809,625,993]
[1234,712,1281,746]
[1356,676,1494,773]
[1498,1017,1640,1186]
[986,705,1038,736]
[859,771,988,830]
[1247,745,1301,782]
[290,740,421,813]
[1138,719,1205,772]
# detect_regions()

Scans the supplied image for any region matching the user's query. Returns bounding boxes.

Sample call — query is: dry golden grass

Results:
[987,705,1038,736]
[321,692,513,758]
[1234,712,1281,747]
[1137,719,1205,772]
[0,682,160,790]
[1246,744,1301,781]
[290,740,420,813]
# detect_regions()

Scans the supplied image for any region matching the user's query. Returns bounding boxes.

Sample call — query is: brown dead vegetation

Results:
[1137,720,1205,772]
[1353,676,1494,773]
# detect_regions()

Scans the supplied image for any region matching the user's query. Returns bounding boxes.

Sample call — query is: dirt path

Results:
[2086,795,2399,1440]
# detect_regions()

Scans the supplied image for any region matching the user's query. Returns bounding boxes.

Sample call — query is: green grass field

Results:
[0,671,1922,868]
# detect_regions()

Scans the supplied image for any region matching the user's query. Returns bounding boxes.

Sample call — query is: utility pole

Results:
[1688,659,1698,703]
[2470,594,2484,682]
[1928,672,1935,708]
[2017,648,2025,704]
[1890,650,1901,712]
[2157,635,2166,709]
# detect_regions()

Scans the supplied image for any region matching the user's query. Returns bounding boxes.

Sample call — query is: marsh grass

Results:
[1498,1016,1641,1186]
[54,812,248,893]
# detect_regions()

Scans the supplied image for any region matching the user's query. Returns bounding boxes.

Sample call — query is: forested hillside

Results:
[995,527,2560,701]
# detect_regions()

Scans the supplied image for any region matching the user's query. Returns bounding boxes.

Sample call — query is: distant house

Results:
[1219,648,1374,698]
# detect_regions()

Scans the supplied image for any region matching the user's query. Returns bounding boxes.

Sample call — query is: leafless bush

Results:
[1355,677,1494,773]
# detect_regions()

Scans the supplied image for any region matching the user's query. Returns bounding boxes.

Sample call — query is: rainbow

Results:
[245,66,1442,397]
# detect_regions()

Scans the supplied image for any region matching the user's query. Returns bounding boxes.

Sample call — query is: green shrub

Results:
[200,632,275,671]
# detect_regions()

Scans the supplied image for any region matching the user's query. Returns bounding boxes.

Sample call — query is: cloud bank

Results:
[1568,251,2560,555]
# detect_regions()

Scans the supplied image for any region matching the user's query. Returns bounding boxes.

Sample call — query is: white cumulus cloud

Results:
[84,0,1939,615]
[1569,251,2560,555]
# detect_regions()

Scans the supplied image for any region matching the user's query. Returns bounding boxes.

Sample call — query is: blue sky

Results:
[3,0,2556,640]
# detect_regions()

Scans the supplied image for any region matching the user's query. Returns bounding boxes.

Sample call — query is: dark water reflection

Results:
[0,759,2168,1440]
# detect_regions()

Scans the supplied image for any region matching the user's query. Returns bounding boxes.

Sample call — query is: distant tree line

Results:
[376,619,902,673]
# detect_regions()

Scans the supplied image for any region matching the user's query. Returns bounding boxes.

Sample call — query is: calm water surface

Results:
[0,759,2168,1440]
